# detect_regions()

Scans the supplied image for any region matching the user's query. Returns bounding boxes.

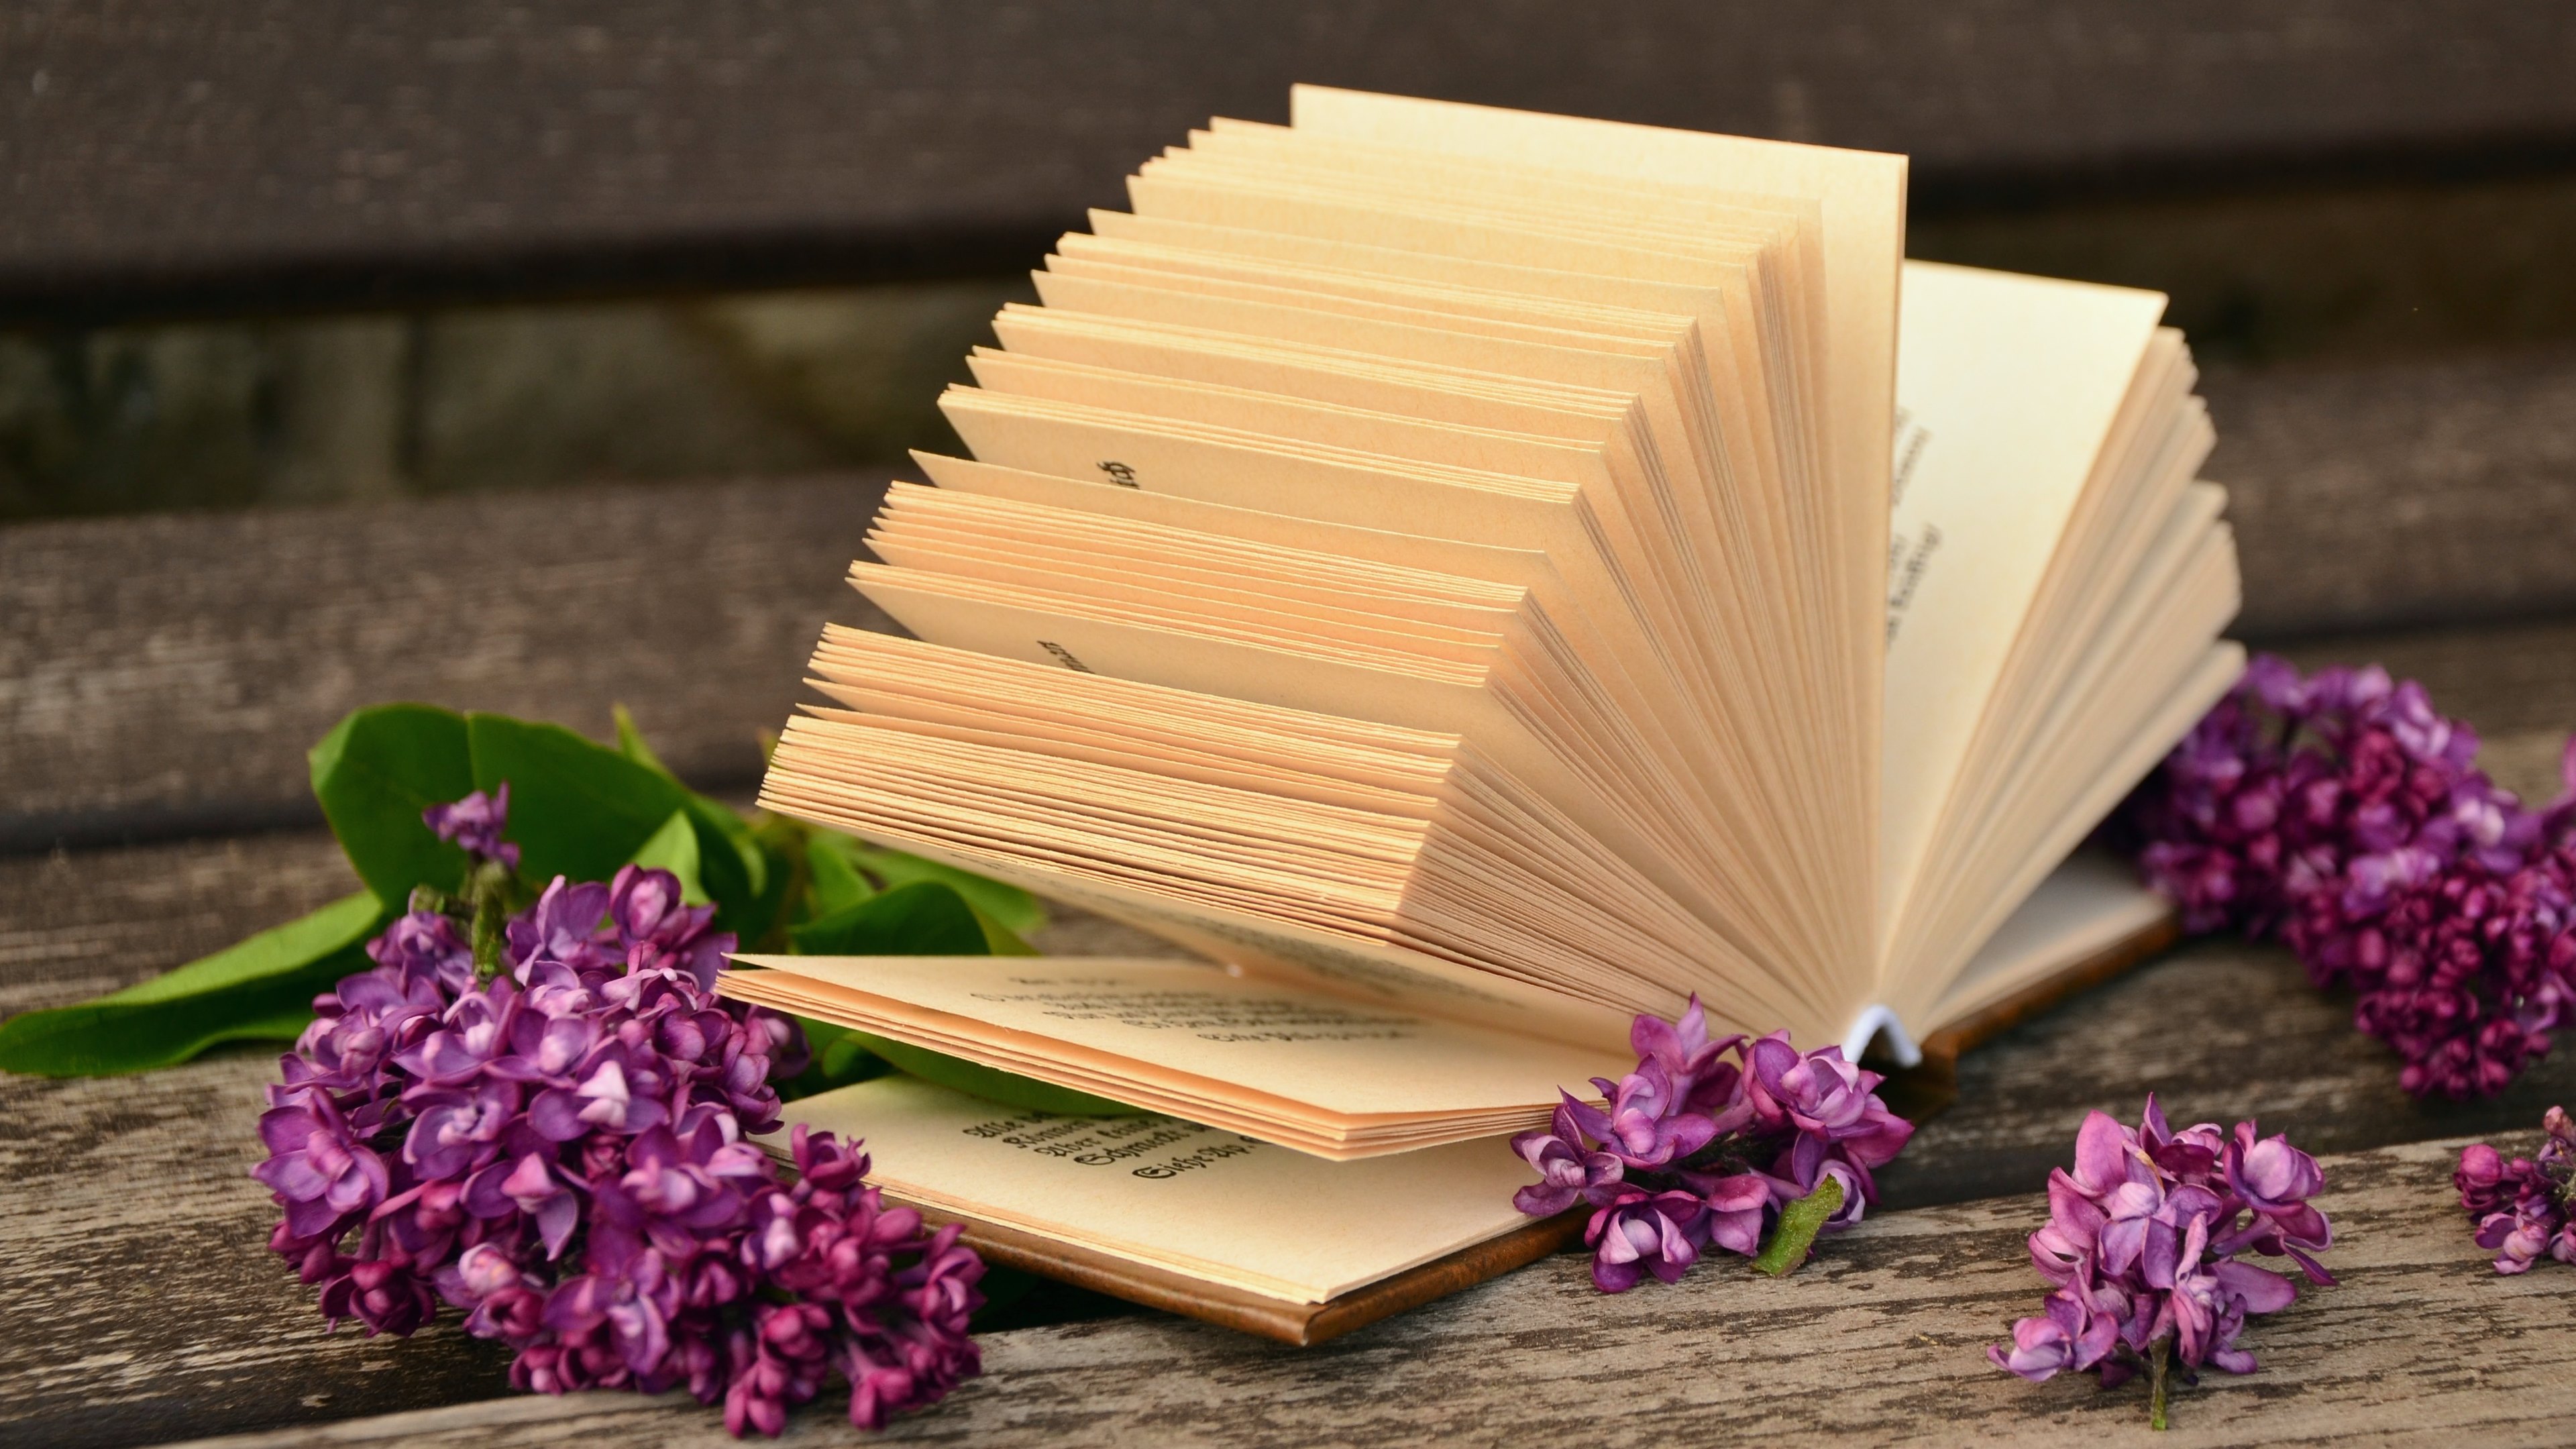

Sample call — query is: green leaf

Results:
[466,712,688,887]
[804,834,878,918]
[774,1016,893,1102]
[740,816,810,952]
[226,1003,341,1040]
[973,905,1040,957]
[629,809,710,906]
[612,702,676,777]
[0,893,386,1076]
[91,892,386,1005]
[610,704,771,933]
[788,881,991,957]
[309,705,475,907]
[682,796,767,927]
[1751,1174,1845,1276]
[850,1029,1142,1116]
[817,1029,888,1081]
[851,845,1046,935]
[775,881,1136,1114]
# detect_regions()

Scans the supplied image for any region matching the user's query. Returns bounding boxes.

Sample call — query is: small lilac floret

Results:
[1989,1097,2335,1425]
[426,786,521,871]
[2456,1104,2576,1273]
[1508,998,1915,1291]
[1585,1187,1707,1293]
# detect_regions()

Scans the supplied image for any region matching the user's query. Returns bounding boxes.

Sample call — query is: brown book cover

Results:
[912,1200,1587,1347]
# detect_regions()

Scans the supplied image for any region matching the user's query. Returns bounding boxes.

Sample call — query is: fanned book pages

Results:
[719,87,2236,1327]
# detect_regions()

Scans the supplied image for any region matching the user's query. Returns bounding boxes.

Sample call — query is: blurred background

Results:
[9,1,2576,837]
[2,3,2569,625]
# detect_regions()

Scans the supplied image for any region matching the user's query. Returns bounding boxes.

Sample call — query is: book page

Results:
[727,955,1623,1118]
[1879,262,2168,947]
[1288,85,1904,557]
[781,1074,1540,1303]
[1285,86,1904,989]
[737,772,1644,1052]
[1925,851,2175,1034]
[1876,639,2241,1034]
[914,453,1565,594]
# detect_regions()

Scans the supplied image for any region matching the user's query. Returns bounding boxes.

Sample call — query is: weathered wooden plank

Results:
[0,823,1177,1023]
[150,1135,2576,1449]
[1879,930,2576,1211]
[0,832,357,1018]
[4,496,2573,1446]
[1906,172,2576,366]
[10,3,2576,320]
[0,473,898,852]
[2273,617,2576,750]
[2215,345,2576,638]
[11,814,2573,1448]
[0,1057,518,1449]
[9,402,2576,853]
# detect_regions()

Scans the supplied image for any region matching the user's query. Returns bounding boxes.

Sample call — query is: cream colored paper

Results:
[776,1075,1538,1303]
[724,955,1621,1118]
[1927,852,2176,1032]
[1289,85,1905,848]
[1879,264,2169,945]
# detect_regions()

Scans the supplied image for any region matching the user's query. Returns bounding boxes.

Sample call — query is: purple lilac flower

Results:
[2114,655,2576,1099]
[427,786,521,871]
[2457,1105,2576,1274]
[1584,1187,1708,1292]
[1509,998,1915,1291]
[252,786,977,1437]
[1989,1097,2334,1428]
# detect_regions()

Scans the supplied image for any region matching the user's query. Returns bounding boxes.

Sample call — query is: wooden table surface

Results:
[9,469,2576,1447]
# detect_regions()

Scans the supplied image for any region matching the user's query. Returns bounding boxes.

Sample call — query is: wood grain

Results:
[150,1135,2576,1449]
[2214,343,2576,637]
[0,822,1175,1018]
[0,473,899,852]
[11,814,2575,1446]
[2273,619,2576,745]
[1877,934,2576,1212]
[8,370,2576,858]
[10,3,2576,319]
[1883,912,2182,1120]
[0,1057,519,1449]
[0,831,356,1017]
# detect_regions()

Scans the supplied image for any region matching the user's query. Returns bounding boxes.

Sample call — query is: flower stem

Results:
[1750,1175,1844,1275]
[2149,1336,2171,1432]
[465,859,513,982]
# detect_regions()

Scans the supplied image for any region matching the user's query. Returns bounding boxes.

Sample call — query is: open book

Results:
[720,86,2234,1318]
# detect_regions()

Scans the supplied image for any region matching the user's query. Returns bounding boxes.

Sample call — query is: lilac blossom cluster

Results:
[2455,1105,2576,1274]
[1509,999,1913,1291]
[1989,1099,2334,1427]
[2115,655,2576,1098]
[252,790,983,1436]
